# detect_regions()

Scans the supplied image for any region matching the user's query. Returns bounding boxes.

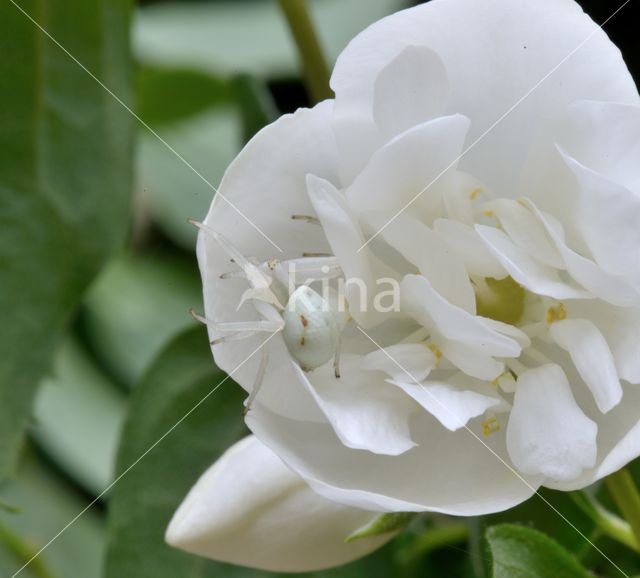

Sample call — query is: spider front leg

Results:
[243,348,269,416]
[190,309,284,345]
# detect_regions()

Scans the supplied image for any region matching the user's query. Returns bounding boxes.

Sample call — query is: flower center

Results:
[473,276,525,325]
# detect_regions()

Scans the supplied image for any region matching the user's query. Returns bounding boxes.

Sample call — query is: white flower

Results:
[169,0,640,569]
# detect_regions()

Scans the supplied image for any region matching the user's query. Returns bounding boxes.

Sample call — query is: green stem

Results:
[277,0,333,103]
[0,523,58,578]
[605,468,640,550]
[570,491,638,552]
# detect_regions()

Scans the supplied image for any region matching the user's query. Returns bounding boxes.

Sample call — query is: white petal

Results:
[401,274,522,358]
[362,343,436,382]
[485,199,563,267]
[441,171,485,226]
[566,301,640,385]
[248,404,540,516]
[292,355,417,456]
[476,225,590,300]
[439,338,504,382]
[306,174,391,328]
[560,151,640,280]
[545,383,640,491]
[434,218,507,278]
[549,318,622,413]
[200,102,338,420]
[507,364,597,482]
[373,45,449,140]
[166,436,392,572]
[522,199,640,307]
[389,375,506,431]
[345,114,470,220]
[559,100,640,194]
[331,0,638,195]
[365,212,476,312]
[480,317,531,349]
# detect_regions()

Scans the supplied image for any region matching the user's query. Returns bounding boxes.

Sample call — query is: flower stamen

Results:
[546,303,567,325]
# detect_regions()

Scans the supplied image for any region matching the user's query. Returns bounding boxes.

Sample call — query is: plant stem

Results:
[570,491,638,552]
[605,468,640,550]
[0,523,58,578]
[277,0,333,103]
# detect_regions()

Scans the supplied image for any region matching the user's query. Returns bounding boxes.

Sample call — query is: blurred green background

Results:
[0,1,638,577]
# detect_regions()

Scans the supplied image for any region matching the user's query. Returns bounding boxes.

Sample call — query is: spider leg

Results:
[243,348,269,415]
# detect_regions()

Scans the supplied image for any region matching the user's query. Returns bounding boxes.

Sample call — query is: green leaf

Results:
[0,0,134,481]
[32,337,128,495]
[138,107,242,248]
[0,451,106,578]
[82,252,202,386]
[483,489,596,555]
[346,513,416,543]
[134,0,404,78]
[137,64,232,127]
[104,326,252,578]
[485,524,593,578]
[232,74,278,143]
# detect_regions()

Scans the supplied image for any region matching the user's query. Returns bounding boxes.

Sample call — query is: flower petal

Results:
[546,383,640,491]
[200,102,338,420]
[389,374,507,431]
[365,212,476,312]
[507,364,597,482]
[485,199,563,267]
[566,301,640,385]
[433,218,507,278]
[331,0,638,194]
[292,355,417,456]
[345,114,470,220]
[401,274,522,358]
[362,343,436,382]
[549,318,622,413]
[559,100,640,193]
[439,338,504,382]
[248,404,541,516]
[373,44,449,140]
[475,224,590,300]
[560,150,640,280]
[522,199,640,306]
[306,174,391,328]
[166,435,392,572]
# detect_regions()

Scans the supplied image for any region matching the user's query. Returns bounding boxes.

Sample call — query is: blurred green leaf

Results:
[133,0,403,78]
[232,74,278,143]
[138,107,241,248]
[82,252,201,386]
[137,64,233,127]
[104,326,251,578]
[483,489,596,556]
[0,0,134,481]
[32,337,128,495]
[485,524,592,578]
[0,451,105,578]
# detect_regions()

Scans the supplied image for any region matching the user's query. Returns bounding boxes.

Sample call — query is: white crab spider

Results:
[190,220,349,411]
